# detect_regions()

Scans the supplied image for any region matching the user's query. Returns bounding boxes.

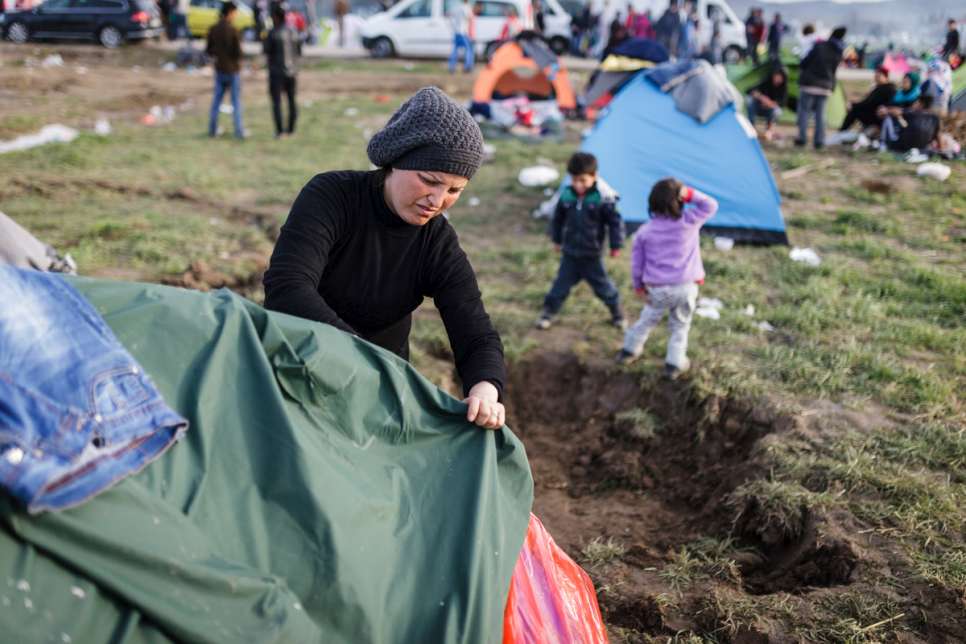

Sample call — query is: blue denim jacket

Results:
[0,266,187,513]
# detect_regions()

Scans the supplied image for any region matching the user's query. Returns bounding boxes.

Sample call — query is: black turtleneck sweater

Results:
[263,170,506,397]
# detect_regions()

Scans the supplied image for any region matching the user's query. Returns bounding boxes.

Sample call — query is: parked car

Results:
[1,0,162,48]
[187,0,255,39]
[361,0,573,60]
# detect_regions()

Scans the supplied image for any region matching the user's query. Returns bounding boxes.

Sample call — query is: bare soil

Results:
[505,350,966,642]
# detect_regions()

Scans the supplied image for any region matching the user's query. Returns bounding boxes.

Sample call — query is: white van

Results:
[626,0,747,62]
[361,0,574,59]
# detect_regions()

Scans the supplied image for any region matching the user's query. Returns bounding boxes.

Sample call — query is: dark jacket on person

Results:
[263,170,506,398]
[799,37,844,92]
[263,25,300,77]
[752,76,787,106]
[943,28,960,58]
[849,82,896,125]
[889,109,940,152]
[206,18,242,74]
[654,9,680,52]
[550,183,624,259]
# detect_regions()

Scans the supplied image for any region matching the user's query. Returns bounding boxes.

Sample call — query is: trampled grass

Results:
[2,56,964,638]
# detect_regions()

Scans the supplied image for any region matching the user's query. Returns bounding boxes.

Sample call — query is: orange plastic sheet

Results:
[503,514,608,644]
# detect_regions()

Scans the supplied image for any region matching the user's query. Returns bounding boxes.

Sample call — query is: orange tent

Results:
[472,40,576,111]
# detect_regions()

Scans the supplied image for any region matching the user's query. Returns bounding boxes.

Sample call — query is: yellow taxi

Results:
[187,0,257,39]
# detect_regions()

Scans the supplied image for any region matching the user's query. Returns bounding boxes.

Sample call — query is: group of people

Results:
[204,0,301,139]
[533,151,717,380]
[743,20,952,156]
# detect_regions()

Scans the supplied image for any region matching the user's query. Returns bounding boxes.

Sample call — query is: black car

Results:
[2,0,163,48]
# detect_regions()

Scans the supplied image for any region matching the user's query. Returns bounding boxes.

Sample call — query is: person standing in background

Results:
[447,0,475,74]
[767,12,786,60]
[206,1,246,139]
[264,2,300,138]
[941,19,960,63]
[744,7,764,64]
[796,26,846,150]
[171,0,189,40]
[335,0,350,48]
[655,0,681,58]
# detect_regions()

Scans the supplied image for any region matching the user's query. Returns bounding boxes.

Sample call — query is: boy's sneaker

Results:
[611,316,627,331]
[663,360,691,380]
[535,315,552,330]
[615,349,638,365]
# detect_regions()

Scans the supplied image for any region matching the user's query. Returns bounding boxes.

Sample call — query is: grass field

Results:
[2,45,964,641]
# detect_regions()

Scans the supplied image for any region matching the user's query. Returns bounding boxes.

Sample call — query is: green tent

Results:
[727,55,848,129]
[952,64,966,111]
[0,278,533,643]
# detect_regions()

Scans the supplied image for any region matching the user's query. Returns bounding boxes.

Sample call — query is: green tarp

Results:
[0,278,533,643]
[728,55,848,129]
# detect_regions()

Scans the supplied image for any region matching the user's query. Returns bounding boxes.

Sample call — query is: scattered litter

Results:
[916,162,951,182]
[468,196,481,207]
[780,159,835,180]
[402,63,415,71]
[518,165,560,187]
[70,586,86,600]
[15,580,29,593]
[482,142,496,162]
[199,66,213,77]
[713,236,734,251]
[789,247,821,267]
[903,148,928,164]
[23,597,33,610]
[142,105,176,126]
[293,602,302,612]
[94,118,111,136]
[697,297,723,310]
[694,306,721,320]
[152,516,161,525]
[742,304,755,317]
[343,107,359,117]
[41,54,64,68]
[75,66,88,75]
[362,127,373,140]
[0,125,78,154]
[755,320,776,332]
[374,94,390,103]
[219,104,234,115]
[161,62,177,72]
[61,634,72,643]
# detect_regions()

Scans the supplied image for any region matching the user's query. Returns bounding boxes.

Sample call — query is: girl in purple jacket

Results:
[616,178,718,378]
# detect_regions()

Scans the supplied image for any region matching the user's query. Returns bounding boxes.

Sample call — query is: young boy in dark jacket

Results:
[537,152,625,330]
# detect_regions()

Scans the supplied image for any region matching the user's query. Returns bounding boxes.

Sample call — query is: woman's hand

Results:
[464,381,506,430]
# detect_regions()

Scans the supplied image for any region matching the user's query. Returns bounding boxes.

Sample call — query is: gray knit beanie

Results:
[367,87,484,179]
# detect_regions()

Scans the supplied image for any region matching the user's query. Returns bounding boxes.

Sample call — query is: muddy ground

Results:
[3,41,964,642]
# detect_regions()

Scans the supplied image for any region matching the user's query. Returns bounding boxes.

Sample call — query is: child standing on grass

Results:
[536,152,625,330]
[616,178,718,378]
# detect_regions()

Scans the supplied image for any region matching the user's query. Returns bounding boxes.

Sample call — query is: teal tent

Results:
[0,278,533,643]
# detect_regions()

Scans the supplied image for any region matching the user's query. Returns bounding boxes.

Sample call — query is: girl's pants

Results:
[622,283,698,369]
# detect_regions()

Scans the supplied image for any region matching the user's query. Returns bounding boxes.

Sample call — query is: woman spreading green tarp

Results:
[0,278,533,642]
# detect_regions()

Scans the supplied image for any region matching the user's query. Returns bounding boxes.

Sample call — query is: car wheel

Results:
[7,22,29,44]
[369,36,394,59]
[724,45,743,65]
[99,25,123,48]
[548,36,567,56]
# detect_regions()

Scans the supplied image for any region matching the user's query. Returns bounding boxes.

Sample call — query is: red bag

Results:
[503,514,609,644]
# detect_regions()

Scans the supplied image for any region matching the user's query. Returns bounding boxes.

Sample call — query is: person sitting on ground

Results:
[877,95,940,153]
[263,87,506,430]
[746,66,788,141]
[536,152,625,331]
[616,179,718,379]
[839,65,896,133]
[888,71,921,108]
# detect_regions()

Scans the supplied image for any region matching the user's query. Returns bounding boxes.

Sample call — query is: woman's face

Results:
[384,169,468,226]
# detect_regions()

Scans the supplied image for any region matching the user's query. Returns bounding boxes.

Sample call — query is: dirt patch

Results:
[160,258,266,297]
[504,350,965,642]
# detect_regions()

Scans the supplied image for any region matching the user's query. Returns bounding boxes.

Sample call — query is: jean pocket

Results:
[89,366,151,418]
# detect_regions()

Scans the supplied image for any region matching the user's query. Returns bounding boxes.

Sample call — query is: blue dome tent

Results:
[582,70,788,244]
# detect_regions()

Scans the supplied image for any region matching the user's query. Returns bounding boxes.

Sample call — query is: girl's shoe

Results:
[615,349,638,365]
[663,360,691,380]
[535,315,552,330]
